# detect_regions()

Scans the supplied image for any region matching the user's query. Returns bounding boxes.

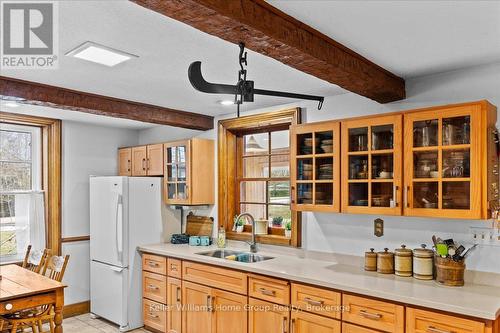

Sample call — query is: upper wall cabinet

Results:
[164,138,214,205]
[403,101,497,219]
[291,122,341,212]
[123,144,164,176]
[341,114,403,215]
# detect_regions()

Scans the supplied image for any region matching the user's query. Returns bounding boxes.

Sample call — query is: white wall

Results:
[138,61,500,274]
[61,121,138,305]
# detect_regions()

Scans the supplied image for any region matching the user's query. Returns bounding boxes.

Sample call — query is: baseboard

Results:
[63,301,90,318]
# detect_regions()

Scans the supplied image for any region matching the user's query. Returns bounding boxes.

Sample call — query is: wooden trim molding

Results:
[61,236,90,243]
[132,0,405,103]
[1,111,62,255]
[63,301,90,318]
[0,76,214,131]
[218,108,302,247]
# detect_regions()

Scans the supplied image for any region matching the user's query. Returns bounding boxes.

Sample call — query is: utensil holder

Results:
[435,256,465,287]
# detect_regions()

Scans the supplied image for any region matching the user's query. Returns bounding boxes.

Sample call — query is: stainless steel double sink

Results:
[196,249,274,263]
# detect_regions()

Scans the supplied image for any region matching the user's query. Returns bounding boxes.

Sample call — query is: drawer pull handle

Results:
[147,284,159,290]
[427,326,454,333]
[259,288,276,296]
[304,297,324,306]
[282,316,288,333]
[206,295,215,312]
[148,312,159,319]
[148,262,159,267]
[359,310,382,320]
[170,264,177,271]
[5,303,13,311]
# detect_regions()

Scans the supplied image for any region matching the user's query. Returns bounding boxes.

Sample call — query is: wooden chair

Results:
[3,255,70,333]
[22,245,50,274]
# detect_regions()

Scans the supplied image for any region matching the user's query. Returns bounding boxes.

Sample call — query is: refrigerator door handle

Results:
[109,265,124,273]
[115,194,123,260]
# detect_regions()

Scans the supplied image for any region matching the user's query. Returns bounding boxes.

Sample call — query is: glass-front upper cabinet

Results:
[341,115,403,215]
[164,140,190,204]
[403,104,483,219]
[290,122,340,212]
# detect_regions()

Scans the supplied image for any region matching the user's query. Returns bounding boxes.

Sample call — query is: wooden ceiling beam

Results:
[132,0,405,103]
[0,76,214,131]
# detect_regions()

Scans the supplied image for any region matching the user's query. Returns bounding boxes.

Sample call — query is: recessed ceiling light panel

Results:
[218,100,234,106]
[66,41,138,67]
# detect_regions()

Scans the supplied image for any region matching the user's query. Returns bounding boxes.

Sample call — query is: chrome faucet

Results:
[235,212,258,253]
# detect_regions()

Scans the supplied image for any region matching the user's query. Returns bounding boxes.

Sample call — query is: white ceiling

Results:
[1,0,343,126]
[268,0,500,78]
[2,1,499,129]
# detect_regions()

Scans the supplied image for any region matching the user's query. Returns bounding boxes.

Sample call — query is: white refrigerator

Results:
[89,176,177,332]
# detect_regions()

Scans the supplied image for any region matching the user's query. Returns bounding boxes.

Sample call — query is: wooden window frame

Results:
[218,108,301,247]
[1,111,62,256]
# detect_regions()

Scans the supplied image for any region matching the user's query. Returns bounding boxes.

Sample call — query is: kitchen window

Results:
[218,108,301,246]
[0,123,43,263]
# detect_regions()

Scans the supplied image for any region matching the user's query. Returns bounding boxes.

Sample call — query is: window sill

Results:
[0,260,22,266]
[226,231,292,246]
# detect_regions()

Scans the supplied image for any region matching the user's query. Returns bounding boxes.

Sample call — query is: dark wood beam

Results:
[132,0,405,103]
[0,76,214,130]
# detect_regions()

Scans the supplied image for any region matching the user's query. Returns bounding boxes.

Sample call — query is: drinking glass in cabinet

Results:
[371,124,394,150]
[413,151,438,178]
[297,183,313,204]
[167,183,176,199]
[349,155,368,179]
[177,183,187,200]
[349,128,368,152]
[315,183,333,205]
[372,154,393,179]
[442,116,470,145]
[371,183,394,207]
[297,159,313,180]
[349,183,368,206]
[316,131,334,154]
[297,133,314,155]
[413,182,438,209]
[167,147,177,164]
[442,149,470,178]
[443,182,470,209]
[413,120,438,147]
[316,157,333,180]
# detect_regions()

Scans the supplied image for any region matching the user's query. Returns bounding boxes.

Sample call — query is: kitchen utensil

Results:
[364,248,377,272]
[436,243,448,257]
[377,248,395,274]
[413,244,434,280]
[435,255,465,287]
[452,245,466,261]
[431,235,438,248]
[395,245,413,277]
[460,244,478,260]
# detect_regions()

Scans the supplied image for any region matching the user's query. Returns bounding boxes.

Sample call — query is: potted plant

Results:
[285,221,292,238]
[235,217,245,233]
[272,216,283,228]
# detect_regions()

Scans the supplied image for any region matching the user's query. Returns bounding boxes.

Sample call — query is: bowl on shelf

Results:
[430,171,439,178]
[378,171,393,179]
[320,144,333,153]
[304,138,320,147]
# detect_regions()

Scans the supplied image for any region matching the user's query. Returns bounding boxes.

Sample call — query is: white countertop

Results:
[138,242,500,320]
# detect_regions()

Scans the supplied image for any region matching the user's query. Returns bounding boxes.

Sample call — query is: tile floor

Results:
[59,313,150,333]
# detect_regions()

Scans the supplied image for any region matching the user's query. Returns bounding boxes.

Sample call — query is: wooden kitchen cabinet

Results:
[341,114,403,215]
[118,148,132,176]
[164,138,214,205]
[182,280,247,333]
[290,121,341,212]
[291,311,341,333]
[248,297,289,333]
[167,277,182,333]
[132,146,148,176]
[406,307,486,333]
[403,101,498,219]
[147,143,164,176]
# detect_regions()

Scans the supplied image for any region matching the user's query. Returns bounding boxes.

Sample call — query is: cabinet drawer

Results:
[182,261,247,294]
[248,274,290,305]
[143,253,166,275]
[167,258,182,279]
[406,307,485,333]
[291,283,341,319]
[342,294,404,333]
[291,311,341,333]
[143,271,167,304]
[143,298,167,332]
[343,323,380,333]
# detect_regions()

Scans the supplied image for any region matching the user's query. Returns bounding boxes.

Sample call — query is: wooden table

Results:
[0,265,66,333]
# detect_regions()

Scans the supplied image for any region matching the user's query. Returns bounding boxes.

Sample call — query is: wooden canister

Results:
[413,244,434,280]
[435,256,465,287]
[377,248,394,274]
[394,244,413,277]
[364,248,377,271]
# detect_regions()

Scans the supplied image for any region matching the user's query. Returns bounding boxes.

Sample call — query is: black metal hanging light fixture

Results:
[188,42,325,117]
